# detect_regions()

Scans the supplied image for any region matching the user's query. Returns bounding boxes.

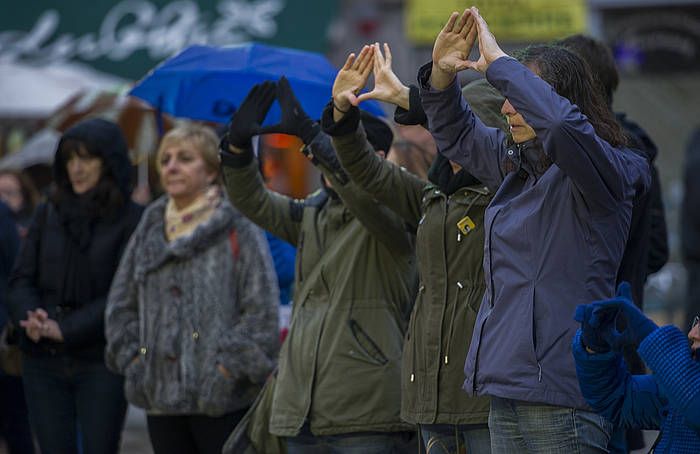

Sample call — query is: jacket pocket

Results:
[348,319,388,366]
[124,358,149,409]
[198,366,239,416]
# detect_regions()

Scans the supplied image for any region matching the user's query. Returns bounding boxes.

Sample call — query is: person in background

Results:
[325,42,510,453]
[105,124,279,454]
[221,80,417,453]
[573,282,700,453]
[7,118,143,454]
[0,199,34,454]
[558,33,670,453]
[421,8,649,452]
[682,128,700,336]
[0,170,40,238]
[388,126,436,181]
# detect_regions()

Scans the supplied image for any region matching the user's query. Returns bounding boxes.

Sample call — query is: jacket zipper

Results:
[410,284,424,383]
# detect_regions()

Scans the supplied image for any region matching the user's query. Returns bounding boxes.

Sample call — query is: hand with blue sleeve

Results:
[574,303,615,353]
[589,282,658,352]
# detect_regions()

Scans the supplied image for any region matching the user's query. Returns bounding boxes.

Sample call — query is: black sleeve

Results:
[646,165,668,276]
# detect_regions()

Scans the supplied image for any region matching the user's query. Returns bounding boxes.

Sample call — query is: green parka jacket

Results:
[324,109,493,426]
[221,134,417,437]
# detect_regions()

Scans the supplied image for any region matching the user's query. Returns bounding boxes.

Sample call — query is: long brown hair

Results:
[515,45,628,148]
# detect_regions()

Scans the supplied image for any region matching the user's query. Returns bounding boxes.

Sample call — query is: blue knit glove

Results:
[574,304,615,353]
[589,282,658,352]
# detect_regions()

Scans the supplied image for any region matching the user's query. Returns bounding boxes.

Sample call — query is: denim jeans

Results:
[22,355,127,454]
[285,423,411,454]
[489,397,612,454]
[420,423,491,453]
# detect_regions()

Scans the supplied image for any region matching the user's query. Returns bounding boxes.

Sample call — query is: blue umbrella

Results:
[129,43,385,125]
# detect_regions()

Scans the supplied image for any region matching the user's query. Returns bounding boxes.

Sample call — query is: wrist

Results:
[430,63,455,90]
[395,85,411,111]
[298,120,321,145]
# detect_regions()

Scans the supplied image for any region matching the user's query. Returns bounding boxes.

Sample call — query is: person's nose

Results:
[163,159,179,174]
[501,99,515,116]
[68,159,82,174]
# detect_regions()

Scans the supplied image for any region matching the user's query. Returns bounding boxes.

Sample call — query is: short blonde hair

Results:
[156,123,221,177]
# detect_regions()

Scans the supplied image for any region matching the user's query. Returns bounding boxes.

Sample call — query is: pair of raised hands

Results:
[20,308,63,343]
[226,76,319,150]
[574,282,658,354]
[331,6,508,114]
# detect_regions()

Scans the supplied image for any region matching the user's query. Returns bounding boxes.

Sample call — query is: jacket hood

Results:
[53,118,133,197]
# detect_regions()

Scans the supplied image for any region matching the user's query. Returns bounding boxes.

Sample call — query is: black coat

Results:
[8,118,143,359]
[8,201,142,359]
[615,113,669,306]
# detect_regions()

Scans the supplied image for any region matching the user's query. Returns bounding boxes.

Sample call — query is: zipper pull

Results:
[410,373,415,382]
[457,233,462,242]
[444,356,448,365]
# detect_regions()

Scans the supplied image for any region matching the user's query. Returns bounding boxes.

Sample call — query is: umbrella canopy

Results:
[129,43,385,124]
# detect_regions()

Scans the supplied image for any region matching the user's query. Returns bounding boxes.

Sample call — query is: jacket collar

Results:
[505,138,552,180]
[137,194,238,274]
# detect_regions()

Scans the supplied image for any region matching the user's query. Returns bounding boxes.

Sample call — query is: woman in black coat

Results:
[8,118,143,454]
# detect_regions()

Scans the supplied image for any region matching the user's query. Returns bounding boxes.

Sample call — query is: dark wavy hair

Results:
[50,138,125,219]
[555,35,619,107]
[514,45,627,148]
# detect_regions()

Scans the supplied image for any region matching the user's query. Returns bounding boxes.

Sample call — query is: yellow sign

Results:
[406,0,587,44]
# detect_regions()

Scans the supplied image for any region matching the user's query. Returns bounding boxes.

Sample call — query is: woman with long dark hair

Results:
[420,8,650,453]
[7,118,143,454]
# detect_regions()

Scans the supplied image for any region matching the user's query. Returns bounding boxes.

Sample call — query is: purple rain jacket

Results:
[418,57,651,409]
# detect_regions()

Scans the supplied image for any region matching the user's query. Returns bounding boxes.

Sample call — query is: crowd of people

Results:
[0,7,699,454]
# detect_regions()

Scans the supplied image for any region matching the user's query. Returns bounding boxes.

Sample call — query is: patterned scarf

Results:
[164,185,221,242]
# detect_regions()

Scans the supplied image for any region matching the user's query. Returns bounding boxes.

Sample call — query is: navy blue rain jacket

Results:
[419,57,650,409]
[573,327,700,453]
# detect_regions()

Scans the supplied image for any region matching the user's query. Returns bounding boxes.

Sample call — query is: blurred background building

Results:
[1,1,698,451]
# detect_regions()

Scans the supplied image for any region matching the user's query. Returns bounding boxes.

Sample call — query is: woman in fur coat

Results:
[105,124,279,454]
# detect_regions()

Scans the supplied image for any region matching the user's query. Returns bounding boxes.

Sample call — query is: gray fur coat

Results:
[105,194,279,416]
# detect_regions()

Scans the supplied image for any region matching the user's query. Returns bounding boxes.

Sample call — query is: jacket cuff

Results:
[321,100,361,137]
[394,85,427,126]
[219,138,254,168]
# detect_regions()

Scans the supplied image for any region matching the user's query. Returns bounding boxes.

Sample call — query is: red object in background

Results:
[356,18,379,37]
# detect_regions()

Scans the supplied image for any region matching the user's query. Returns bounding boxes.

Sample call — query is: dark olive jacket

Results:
[327,118,491,425]
[221,134,417,436]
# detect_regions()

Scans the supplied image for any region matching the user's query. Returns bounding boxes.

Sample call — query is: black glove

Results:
[226,81,276,149]
[261,76,320,145]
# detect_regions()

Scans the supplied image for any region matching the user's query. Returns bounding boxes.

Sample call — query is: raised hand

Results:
[430,9,476,89]
[226,81,276,150]
[356,43,410,110]
[332,45,374,116]
[588,282,658,352]
[260,76,320,145]
[462,7,508,73]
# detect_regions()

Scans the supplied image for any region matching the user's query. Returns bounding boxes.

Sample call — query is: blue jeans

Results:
[420,423,491,453]
[22,355,127,454]
[285,424,410,454]
[489,397,612,454]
